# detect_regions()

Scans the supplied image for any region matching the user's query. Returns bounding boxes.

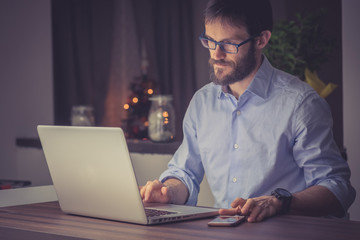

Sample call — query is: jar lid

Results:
[149,95,173,101]
[72,105,94,112]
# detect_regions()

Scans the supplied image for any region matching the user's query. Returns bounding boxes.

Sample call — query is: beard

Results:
[209,42,257,86]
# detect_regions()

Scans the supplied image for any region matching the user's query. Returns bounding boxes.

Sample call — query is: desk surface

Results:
[0,202,359,240]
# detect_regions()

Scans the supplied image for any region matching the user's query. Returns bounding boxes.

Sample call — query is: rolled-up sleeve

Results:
[159,98,205,206]
[293,91,356,212]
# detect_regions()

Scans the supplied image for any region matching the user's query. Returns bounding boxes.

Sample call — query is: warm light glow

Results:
[163,111,169,118]
[123,104,130,110]
[132,97,139,104]
[144,121,149,127]
[147,89,154,95]
[164,120,169,124]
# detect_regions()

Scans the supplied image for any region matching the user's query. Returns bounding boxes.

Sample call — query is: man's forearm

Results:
[163,178,189,205]
[290,185,344,217]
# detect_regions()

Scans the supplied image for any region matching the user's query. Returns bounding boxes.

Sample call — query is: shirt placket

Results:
[227,92,250,206]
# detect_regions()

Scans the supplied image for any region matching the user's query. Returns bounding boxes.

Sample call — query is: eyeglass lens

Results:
[200,38,238,53]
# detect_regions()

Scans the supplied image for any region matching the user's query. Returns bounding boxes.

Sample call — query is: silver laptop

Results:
[37,125,218,225]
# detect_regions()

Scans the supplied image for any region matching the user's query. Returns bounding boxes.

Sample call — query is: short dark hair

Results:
[204,0,273,36]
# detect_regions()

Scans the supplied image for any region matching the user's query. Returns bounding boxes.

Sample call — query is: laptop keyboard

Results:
[145,208,178,217]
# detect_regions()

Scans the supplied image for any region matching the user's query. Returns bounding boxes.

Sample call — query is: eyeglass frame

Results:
[198,31,258,54]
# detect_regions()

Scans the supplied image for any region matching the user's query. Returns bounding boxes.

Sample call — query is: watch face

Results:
[275,188,292,198]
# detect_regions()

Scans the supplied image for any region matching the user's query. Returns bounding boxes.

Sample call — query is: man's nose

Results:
[211,45,226,60]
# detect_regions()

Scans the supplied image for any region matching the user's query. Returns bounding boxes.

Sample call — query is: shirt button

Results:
[236,111,241,116]
[234,143,239,149]
[232,177,237,183]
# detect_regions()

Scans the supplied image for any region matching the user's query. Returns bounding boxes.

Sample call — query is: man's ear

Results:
[256,30,271,50]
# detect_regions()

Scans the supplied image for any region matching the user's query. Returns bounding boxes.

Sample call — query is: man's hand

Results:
[219,196,282,222]
[140,180,171,203]
[139,178,189,205]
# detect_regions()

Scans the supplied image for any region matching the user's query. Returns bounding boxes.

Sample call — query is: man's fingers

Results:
[244,197,279,222]
[219,207,241,216]
[141,180,159,201]
[222,196,280,223]
[241,198,254,216]
[231,197,247,208]
[144,187,151,201]
[161,186,168,196]
[255,209,267,222]
[220,198,249,216]
[139,186,145,198]
[247,204,262,222]
[140,180,172,204]
[144,181,159,201]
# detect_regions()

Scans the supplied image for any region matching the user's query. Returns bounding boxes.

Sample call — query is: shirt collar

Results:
[246,56,273,99]
[217,85,231,99]
[217,55,274,100]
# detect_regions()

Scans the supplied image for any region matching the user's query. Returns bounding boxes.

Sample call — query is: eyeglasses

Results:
[198,32,255,54]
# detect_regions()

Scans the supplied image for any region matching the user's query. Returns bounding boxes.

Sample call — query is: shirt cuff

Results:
[159,169,199,206]
[317,179,356,213]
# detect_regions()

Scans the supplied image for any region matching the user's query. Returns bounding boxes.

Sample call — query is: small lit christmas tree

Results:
[122,42,157,139]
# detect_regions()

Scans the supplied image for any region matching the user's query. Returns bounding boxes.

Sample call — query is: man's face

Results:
[205,21,257,86]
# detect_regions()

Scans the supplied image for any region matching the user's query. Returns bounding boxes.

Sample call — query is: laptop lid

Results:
[37,125,218,225]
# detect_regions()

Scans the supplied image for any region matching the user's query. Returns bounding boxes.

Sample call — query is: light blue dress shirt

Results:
[159,57,355,213]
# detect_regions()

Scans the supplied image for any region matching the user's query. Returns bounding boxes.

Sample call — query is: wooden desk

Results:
[0,202,359,240]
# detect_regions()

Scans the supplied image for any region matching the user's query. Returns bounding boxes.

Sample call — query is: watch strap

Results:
[271,188,292,214]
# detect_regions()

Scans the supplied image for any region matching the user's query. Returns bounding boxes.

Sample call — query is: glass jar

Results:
[71,105,95,126]
[148,95,175,142]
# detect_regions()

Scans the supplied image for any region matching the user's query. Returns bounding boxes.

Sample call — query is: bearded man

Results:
[140,0,355,222]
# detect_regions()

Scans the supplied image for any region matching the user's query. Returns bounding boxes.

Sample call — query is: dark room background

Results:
[51,0,343,150]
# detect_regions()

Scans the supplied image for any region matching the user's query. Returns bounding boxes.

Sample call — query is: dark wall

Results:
[276,0,343,150]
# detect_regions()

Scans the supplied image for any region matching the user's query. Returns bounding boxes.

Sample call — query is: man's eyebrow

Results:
[204,33,245,42]
[203,33,214,40]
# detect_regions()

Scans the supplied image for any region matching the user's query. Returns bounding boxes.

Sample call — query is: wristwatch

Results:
[271,188,292,214]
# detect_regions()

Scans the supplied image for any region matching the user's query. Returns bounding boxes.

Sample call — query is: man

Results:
[140,0,356,222]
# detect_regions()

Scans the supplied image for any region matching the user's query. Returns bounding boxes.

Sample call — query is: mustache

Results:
[209,58,234,67]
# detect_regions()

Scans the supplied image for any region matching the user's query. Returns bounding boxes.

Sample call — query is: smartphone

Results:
[208,215,246,227]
